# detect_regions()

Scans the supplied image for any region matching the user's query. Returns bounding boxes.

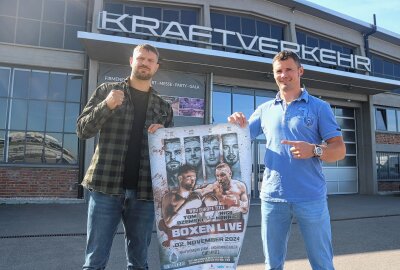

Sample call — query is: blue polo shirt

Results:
[249,89,342,202]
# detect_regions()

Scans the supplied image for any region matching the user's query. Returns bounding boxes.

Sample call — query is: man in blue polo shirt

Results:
[228,50,346,270]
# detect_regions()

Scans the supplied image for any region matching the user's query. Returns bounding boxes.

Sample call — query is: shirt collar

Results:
[124,77,155,94]
[274,88,309,104]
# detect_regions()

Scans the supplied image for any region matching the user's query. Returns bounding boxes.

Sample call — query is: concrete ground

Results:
[1,194,400,270]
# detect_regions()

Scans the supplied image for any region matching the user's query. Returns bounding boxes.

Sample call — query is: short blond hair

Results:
[133,44,159,59]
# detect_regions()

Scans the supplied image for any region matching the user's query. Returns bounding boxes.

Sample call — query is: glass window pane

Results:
[181,10,197,25]
[46,102,64,132]
[64,103,79,132]
[256,96,272,108]
[18,0,42,19]
[8,131,26,163]
[125,6,141,16]
[212,91,231,124]
[0,98,7,129]
[375,108,386,130]
[163,9,179,22]
[345,143,356,154]
[255,90,274,107]
[0,130,4,162]
[296,31,306,45]
[211,13,225,29]
[0,16,16,43]
[271,24,283,40]
[13,69,30,98]
[388,154,400,179]
[30,71,49,99]
[397,111,400,132]
[10,99,28,130]
[372,57,383,74]
[386,109,396,131]
[319,39,330,49]
[43,0,65,23]
[338,156,356,167]
[64,25,85,50]
[233,91,254,120]
[336,118,355,130]
[16,19,40,46]
[25,131,44,163]
[383,61,394,77]
[41,22,64,48]
[335,107,354,117]
[44,132,63,164]
[226,15,240,47]
[66,0,87,26]
[0,0,17,16]
[394,64,400,79]
[242,17,255,35]
[211,13,224,45]
[144,7,161,20]
[377,154,388,179]
[256,21,270,38]
[27,100,46,131]
[332,44,342,53]
[0,68,10,97]
[104,3,123,14]
[66,75,82,102]
[307,36,318,47]
[49,73,66,100]
[342,131,355,142]
[322,161,336,167]
[63,133,78,164]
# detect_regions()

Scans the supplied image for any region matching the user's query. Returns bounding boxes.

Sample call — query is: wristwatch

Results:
[313,144,323,158]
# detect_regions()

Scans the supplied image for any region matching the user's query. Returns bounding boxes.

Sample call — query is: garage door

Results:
[323,106,358,194]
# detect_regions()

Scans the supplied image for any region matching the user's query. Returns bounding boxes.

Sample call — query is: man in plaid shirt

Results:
[77,44,173,270]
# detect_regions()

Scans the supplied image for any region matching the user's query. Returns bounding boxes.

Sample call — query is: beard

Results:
[133,67,153,80]
[166,161,180,173]
[187,158,201,168]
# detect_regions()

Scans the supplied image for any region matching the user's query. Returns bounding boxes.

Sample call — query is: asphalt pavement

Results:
[1,194,400,270]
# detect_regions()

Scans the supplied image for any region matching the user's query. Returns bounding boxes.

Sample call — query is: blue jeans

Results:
[83,189,154,270]
[261,198,334,270]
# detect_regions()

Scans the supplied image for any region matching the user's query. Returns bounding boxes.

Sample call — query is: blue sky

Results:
[305,0,400,35]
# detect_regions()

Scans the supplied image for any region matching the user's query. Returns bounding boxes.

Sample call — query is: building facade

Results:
[0,0,399,199]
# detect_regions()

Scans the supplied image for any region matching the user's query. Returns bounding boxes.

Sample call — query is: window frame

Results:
[0,66,82,166]
[375,106,400,133]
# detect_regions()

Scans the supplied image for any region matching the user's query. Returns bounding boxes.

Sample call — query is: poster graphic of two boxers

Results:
[149,123,252,270]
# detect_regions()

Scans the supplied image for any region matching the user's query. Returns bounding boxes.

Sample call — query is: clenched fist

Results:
[105,90,125,110]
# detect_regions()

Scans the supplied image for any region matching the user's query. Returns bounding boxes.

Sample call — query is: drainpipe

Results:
[77,0,94,199]
[363,14,377,59]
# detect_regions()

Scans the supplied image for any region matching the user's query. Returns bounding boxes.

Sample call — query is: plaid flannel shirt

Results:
[77,78,174,200]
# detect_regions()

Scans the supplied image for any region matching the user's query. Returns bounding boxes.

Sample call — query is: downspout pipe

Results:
[363,14,377,59]
[78,0,94,199]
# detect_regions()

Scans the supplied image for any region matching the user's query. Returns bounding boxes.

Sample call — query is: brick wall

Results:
[0,167,79,198]
[376,132,400,144]
[378,181,400,192]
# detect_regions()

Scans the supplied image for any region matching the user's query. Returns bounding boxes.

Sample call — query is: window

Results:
[375,107,400,132]
[371,54,400,80]
[210,11,284,54]
[377,152,400,181]
[296,30,356,72]
[0,66,82,165]
[323,106,357,167]
[102,1,198,46]
[0,0,87,51]
[212,85,275,124]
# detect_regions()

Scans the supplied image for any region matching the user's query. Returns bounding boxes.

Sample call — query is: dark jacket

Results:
[77,78,174,200]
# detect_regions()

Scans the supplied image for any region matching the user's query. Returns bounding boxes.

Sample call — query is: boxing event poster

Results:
[148,123,251,270]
